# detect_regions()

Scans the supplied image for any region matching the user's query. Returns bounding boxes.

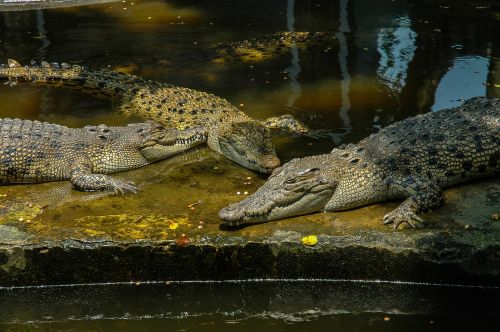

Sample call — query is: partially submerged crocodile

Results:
[0,118,205,193]
[210,31,336,64]
[0,59,309,173]
[220,97,500,228]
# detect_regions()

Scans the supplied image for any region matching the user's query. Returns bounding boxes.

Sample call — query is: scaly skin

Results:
[0,118,205,193]
[0,59,309,173]
[210,31,336,64]
[220,97,500,228]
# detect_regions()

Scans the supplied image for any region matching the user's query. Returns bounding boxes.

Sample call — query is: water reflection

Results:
[285,0,302,110]
[376,15,416,93]
[432,55,490,111]
[332,0,352,144]
[1,280,500,330]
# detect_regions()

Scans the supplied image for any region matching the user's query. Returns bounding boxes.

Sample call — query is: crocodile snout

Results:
[259,154,280,173]
[219,203,245,226]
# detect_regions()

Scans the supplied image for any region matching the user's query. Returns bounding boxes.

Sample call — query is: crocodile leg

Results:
[384,176,444,229]
[263,114,309,134]
[70,160,138,194]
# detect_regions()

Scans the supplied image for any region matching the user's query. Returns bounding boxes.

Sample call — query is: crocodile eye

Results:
[298,168,320,176]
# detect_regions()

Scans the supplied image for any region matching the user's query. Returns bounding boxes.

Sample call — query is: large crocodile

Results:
[0,59,309,173]
[0,118,205,193]
[220,97,500,228]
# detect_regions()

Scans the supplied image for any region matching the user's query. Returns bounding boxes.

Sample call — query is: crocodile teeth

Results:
[61,62,71,69]
[8,59,21,68]
[41,61,51,68]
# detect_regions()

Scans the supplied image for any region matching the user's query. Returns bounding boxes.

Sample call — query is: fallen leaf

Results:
[301,235,318,246]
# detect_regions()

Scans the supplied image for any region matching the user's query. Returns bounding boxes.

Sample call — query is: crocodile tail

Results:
[0,59,147,100]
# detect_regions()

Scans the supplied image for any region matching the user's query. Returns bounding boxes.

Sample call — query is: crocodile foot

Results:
[263,114,309,134]
[383,205,424,229]
[108,179,139,195]
[71,173,139,194]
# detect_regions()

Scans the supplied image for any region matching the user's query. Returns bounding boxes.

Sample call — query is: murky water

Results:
[1,280,500,331]
[0,0,499,329]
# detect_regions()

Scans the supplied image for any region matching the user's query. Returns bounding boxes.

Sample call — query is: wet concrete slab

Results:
[0,148,498,287]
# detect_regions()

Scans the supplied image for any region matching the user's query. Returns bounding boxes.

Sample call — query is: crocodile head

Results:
[219,155,337,226]
[134,122,206,162]
[216,120,280,173]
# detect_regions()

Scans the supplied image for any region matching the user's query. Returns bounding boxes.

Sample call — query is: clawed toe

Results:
[112,180,139,195]
[383,209,424,229]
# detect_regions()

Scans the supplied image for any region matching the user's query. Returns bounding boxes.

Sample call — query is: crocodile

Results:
[220,97,500,228]
[0,118,205,193]
[0,59,309,173]
[209,31,336,64]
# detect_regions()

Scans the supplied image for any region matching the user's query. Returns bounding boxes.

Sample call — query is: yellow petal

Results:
[169,223,179,230]
[301,235,318,246]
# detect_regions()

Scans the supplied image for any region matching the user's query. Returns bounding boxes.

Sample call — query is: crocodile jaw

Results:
[141,127,207,162]
[219,167,336,226]
[216,120,280,173]
[223,147,280,174]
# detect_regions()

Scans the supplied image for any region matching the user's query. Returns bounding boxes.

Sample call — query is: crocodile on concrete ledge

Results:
[220,97,500,228]
[0,118,205,193]
[0,59,309,173]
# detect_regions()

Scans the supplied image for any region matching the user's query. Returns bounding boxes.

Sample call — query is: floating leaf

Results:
[301,235,318,246]
[169,222,179,230]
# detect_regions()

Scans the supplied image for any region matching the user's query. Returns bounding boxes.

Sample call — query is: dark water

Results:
[1,280,500,331]
[0,0,499,330]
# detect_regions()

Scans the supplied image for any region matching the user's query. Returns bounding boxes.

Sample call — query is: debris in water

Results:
[176,233,190,246]
[188,200,203,210]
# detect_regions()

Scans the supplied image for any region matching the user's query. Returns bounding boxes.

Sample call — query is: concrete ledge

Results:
[1,225,499,286]
[0,158,498,287]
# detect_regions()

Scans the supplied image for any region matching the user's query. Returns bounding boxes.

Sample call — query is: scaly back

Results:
[361,97,499,186]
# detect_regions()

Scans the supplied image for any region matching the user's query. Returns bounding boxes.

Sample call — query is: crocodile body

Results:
[220,97,500,228]
[0,56,310,173]
[210,31,336,64]
[0,118,205,192]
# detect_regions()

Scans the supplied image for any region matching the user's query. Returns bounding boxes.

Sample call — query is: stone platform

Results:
[0,150,499,287]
